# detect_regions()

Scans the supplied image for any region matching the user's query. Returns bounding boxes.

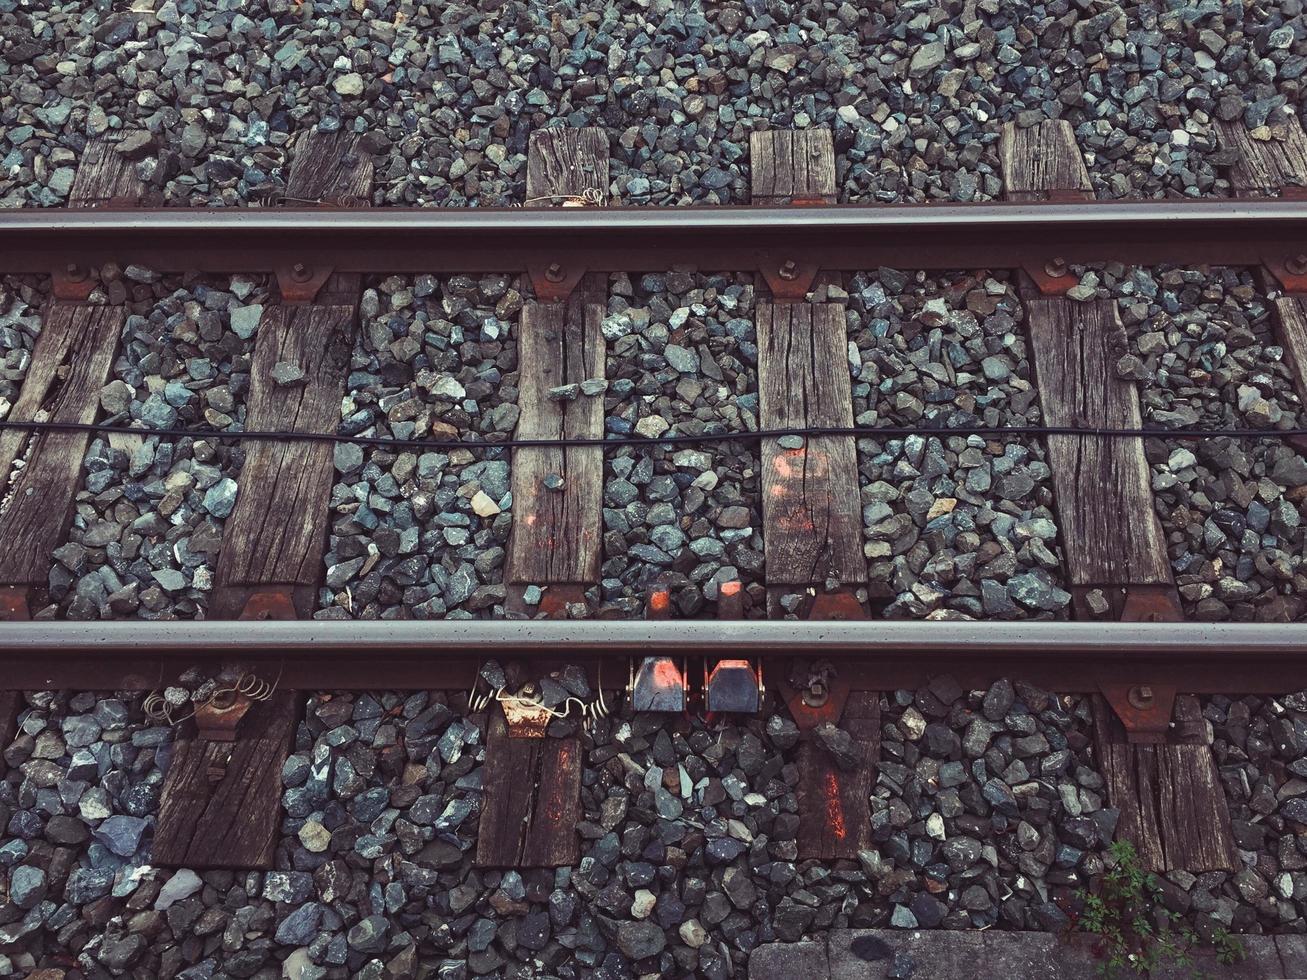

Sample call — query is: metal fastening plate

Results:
[193,690,254,743]
[275,263,335,304]
[502,685,553,738]
[808,590,865,621]
[537,584,589,619]
[527,262,587,302]
[1099,682,1179,744]
[1120,586,1184,623]
[758,254,818,300]
[51,265,96,302]
[779,661,852,733]
[239,588,298,621]
[0,586,31,621]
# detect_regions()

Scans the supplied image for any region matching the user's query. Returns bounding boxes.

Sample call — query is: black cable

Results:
[1,418,1305,449]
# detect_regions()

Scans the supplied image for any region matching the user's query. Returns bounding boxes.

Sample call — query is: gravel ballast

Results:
[7,680,1307,977]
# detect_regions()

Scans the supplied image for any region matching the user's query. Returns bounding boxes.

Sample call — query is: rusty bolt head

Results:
[1286,253,1307,276]
[290,263,312,282]
[64,263,88,282]
[802,679,829,709]
[1044,257,1069,279]
[1127,685,1155,709]
[777,259,799,281]
[543,263,566,283]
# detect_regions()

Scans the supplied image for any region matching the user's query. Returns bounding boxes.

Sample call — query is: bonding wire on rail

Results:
[1,419,1306,449]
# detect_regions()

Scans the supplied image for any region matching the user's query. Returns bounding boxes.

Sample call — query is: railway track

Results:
[2,118,1307,974]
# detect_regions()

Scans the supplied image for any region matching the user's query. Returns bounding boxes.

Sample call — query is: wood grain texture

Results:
[1273,296,1307,412]
[757,303,865,585]
[152,692,298,869]
[507,127,608,586]
[213,306,355,588]
[749,129,837,203]
[525,127,609,203]
[0,306,122,584]
[505,300,605,583]
[797,692,879,860]
[212,130,371,613]
[0,692,20,780]
[1092,695,1238,873]
[1025,299,1171,587]
[1219,118,1307,414]
[1217,118,1307,194]
[284,129,374,204]
[0,138,142,589]
[475,706,582,868]
[69,139,150,204]
[998,120,1092,200]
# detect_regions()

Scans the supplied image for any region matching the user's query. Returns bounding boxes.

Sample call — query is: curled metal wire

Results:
[467,663,609,731]
[517,187,604,208]
[144,670,279,726]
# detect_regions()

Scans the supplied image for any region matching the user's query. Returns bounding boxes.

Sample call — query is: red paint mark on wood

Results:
[823,770,847,840]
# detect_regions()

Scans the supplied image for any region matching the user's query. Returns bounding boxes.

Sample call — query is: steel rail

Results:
[0,199,1305,275]
[2,620,1306,694]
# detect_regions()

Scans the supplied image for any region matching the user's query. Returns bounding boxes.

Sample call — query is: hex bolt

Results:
[1044,257,1069,279]
[1286,253,1307,276]
[1127,685,1154,709]
[543,262,566,283]
[777,259,799,281]
[802,679,829,709]
[64,263,88,282]
[290,262,312,282]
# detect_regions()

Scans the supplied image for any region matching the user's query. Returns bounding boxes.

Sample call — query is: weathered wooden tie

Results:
[209,129,373,619]
[0,692,21,788]
[1001,119,1236,872]
[752,129,877,860]
[477,128,608,867]
[154,131,372,870]
[1217,117,1307,439]
[0,139,145,621]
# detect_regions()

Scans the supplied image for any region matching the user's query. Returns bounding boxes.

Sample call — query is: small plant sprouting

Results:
[1072,840,1246,978]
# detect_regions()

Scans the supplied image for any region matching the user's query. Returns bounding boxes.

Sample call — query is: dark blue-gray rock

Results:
[275,902,323,945]
[65,867,115,903]
[9,865,46,909]
[617,920,666,960]
[813,722,861,771]
[92,814,149,856]
[982,678,1014,721]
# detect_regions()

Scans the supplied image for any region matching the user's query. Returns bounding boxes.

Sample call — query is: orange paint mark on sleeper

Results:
[824,771,847,839]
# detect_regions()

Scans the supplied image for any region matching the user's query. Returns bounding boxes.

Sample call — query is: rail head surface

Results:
[2,620,1306,694]
[1,199,1305,275]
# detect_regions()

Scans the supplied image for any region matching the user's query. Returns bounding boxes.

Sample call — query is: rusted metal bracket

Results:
[51,263,97,302]
[275,263,335,304]
[237,588,299,621]
[758,254,819,300]
[779,660,852,732]
[1120,585,1184,623]
[1264,186,1307,293]
[1098,682,1179,744]
[527,262,587,303]
[536,583,589,619]
[193,689,255,744]
[1094,583,1185,743]
[809,589,865,620]
[502,683,553,738]
[0,586,31,621]
[1019,255,1079,296]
